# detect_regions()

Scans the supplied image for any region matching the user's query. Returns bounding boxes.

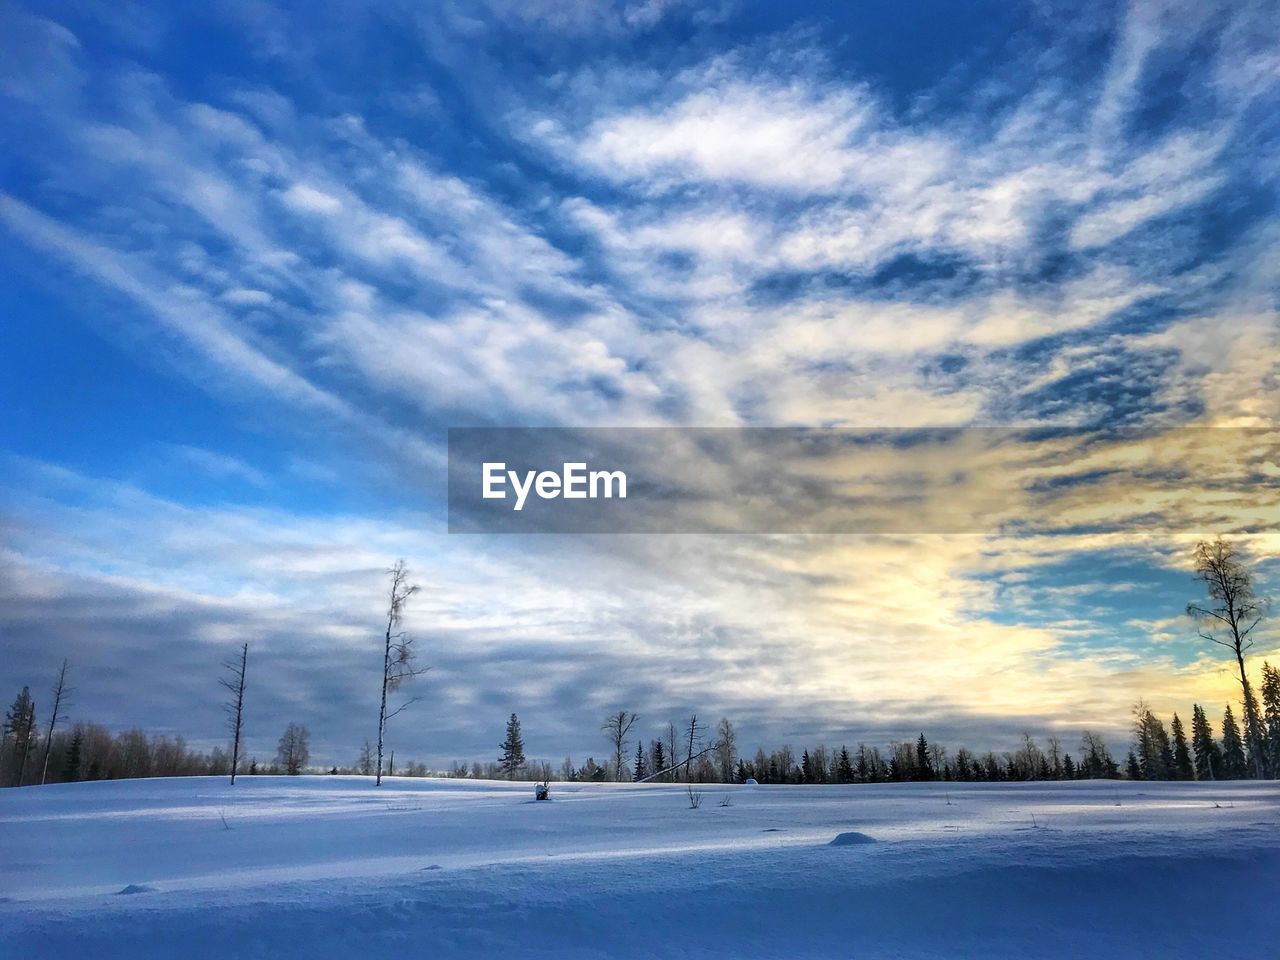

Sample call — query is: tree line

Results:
[2,538,1275,788]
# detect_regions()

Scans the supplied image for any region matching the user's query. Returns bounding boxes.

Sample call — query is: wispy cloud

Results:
[0,0,1277,762]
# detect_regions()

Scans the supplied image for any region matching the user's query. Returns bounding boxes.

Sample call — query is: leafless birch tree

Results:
[602,711,638,781]
[665,722,679,783]
[1187,538,1270,778]
[377,560,426,786]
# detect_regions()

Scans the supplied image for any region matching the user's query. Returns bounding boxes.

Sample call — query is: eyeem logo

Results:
[482,462,627,511]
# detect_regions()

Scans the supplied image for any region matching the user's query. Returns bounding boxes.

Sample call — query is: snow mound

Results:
[829,831,877,846]
[116,884,156,895]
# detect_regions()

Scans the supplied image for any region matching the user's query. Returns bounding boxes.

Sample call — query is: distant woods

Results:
[4,539,1278,788]
[441,691,1277,785]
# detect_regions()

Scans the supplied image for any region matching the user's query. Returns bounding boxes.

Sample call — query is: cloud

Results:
[1,0,1277,764]
[164,445,271,488]
[3,456,1278,764]
[575,81,878,191]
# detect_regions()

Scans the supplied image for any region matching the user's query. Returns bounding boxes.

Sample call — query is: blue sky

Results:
[1,0,1278,767]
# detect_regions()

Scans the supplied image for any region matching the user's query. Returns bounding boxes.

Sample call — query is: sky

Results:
[1,0,1278,768]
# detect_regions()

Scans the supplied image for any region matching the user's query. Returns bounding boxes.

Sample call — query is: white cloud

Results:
[280,182,343,215]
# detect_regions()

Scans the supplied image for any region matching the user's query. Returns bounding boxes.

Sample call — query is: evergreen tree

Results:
[915,734,934,781]
[632,740,648,782]
[1061,753,1076,779]
[1156,722,1174,780]
[1125,750,1142,780]
[1261,662,1280,778]
[835,746,854,784]
[854,745,870,783]
[498,713,526,779]
[578,756,606,781]
[1170,713,1194,780]
[800,749,813,784]
[1190,704,1220,781]
[62,729,83,782]
[651,739,666,779]
[1133,705,1171,780]
[1080,731,1117,779]
[4,687,37,787]
[1243,686,1267,778]
[1220,705,1247,779]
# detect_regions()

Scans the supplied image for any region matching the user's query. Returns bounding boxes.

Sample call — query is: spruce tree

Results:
[1243,686,1268,779]
[1220,705,1247,779]
[836,746,854,784]
[1190,704,1220,781]
[800,749,813,784]
[1170,713,1194,780]
[1155,721,1174,780]
[1261,662,1280,778]
[4,687,36,787]
[854,745,870,783]
[1133,706,1171,780]
[62,730,83,782]
[651,739,666,780]
[632,740,647,782]
[498,713,526,779]
[1125,750,1142,780]
[915,734,934,781]
[1062,753,1076,779]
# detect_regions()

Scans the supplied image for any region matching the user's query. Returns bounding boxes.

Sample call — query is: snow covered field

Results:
[2,776,1277,959]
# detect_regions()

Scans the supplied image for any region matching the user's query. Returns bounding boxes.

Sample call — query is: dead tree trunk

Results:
[636,743,718,784]
[220,643,249,785]
[684,714,704,783]
[39,660,71,786]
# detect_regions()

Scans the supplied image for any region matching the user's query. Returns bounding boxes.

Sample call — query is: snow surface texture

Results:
[2,777,1277,959]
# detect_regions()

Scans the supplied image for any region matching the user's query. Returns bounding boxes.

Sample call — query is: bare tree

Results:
[665,722,680,783]
[1046,736,1063,778]
[38,660,72,786]
[1187,538,1270,778]
[377,560,426,786]
[684,714,705,782]
[714,717,737,783]
[635,739,720,784]
[219,643,248,785]
[276,723,310,775]
[601,711,638,781]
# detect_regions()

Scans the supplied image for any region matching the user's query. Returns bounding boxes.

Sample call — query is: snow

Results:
[828,830,877,845]
[2,776,1277,958]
